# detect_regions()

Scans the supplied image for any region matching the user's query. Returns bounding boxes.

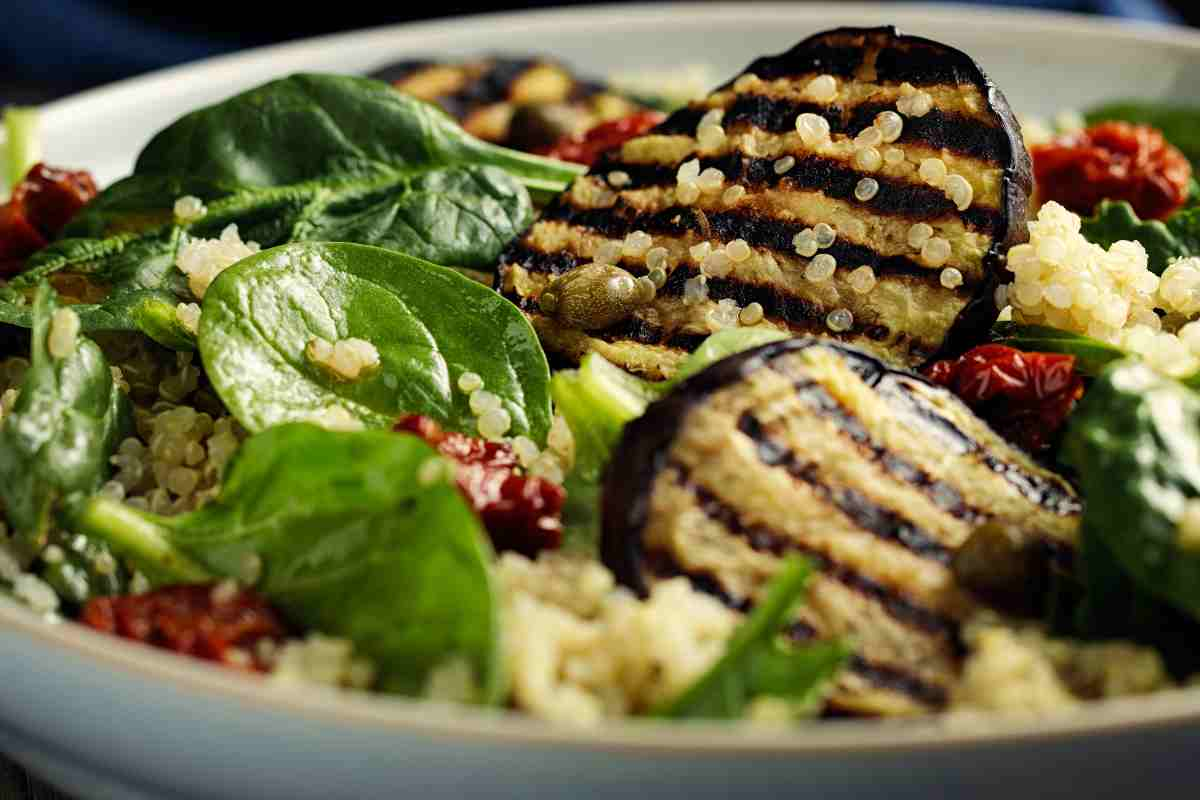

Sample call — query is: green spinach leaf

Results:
[0,284,131,561]
[199,241,552,441]
[654,557,849,719]
[72,422,504,700]
[1080,200,1192,275]
[1061,360,1200,621]
[1086,102,1200,169]
[2,74,584,345]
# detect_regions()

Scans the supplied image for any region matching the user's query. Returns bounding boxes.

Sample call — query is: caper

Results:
[539,291,559,314]
[952,522,1052,617]
[543,263,654,331]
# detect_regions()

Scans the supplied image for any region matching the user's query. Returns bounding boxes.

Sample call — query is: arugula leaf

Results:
[1086,102,1200,169]
[72,423,503,701]
[1080,201,1192,275]
[199,241,552,441]
[654,557,849,719]
[0,285,131,562]
[1061,360,1200,621]
[1,74,584,345]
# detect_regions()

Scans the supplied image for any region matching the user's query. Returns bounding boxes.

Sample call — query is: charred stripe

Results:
[673,465,961,639]
[646,552,950,709]
[737,412,954,562]
[878,375,1083,517]
[781,377,985,525]
[583,153,1003,232]
[533,200,985,283]
[655,96,1008,163]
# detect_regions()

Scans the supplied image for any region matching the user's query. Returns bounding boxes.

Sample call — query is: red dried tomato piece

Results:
[1031,121,1191,221]
[81,583,289,671]
[394,414,564,556]
[0,162,98,276]
[541,110,666,166]
[924,344,1084,453]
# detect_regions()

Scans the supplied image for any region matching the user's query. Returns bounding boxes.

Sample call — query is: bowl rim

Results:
[10,0,1200,757]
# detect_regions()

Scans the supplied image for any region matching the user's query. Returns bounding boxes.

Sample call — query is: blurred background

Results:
[0,0,1195,106]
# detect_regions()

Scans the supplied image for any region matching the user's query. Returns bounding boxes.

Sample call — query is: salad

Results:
[1,25,1199,725]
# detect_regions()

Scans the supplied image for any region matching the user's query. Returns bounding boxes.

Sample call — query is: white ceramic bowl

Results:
[5,4,1200,798]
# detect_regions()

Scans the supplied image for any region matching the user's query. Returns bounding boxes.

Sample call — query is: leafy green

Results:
[654,557,849,719]
[0,285,131,562]
[71,423,503,700]
[1062,360,1200,621]
[1086,101,1200,169]
[559,471,604,555]
[552,328,792,482]
[551,352,660,481]
[1,107,40,199]
[198,241,552,441]
[991,322,1200,390]
[0,74,584,344]
[668,327,791,386]
[1080,200,1193,275]
[990,323,1127,377]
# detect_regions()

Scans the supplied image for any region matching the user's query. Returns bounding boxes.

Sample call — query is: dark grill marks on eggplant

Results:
[369,56,642,150]
[531,192,996,278]
[735,413,954,562]
[496,26,1033,377]
[655,98,1012,163]
[601,338,1080,715]
[674,463,959,637]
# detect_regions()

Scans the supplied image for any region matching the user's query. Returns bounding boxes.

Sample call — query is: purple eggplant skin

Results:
[731,25,1033,363]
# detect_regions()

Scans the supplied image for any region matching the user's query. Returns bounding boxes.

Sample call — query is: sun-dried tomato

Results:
[1031,121,1191,221]
[81,583,289,671]
[0,163,98,276]
[541,110,666,166]
[395,414,564,556]
[924,344,1084,453]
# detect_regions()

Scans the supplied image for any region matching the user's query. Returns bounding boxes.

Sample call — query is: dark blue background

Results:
[0,0,1188,104]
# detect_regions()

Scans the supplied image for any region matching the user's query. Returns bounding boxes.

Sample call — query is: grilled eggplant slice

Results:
[497,27,1032,377]
[602,338,1078,715]
[370,57,643,151]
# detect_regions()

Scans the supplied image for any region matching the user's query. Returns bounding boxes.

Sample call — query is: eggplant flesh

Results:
[369,56,643,151]
[497,26,1033,378]
[601,338,1078,715]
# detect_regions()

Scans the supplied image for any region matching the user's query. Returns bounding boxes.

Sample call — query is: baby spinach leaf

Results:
[72,423,504,701]
[1086,101,1200,169]
[199,241,552,441]
[1061,360,1200,622]
[654,557,849,719]
[2,73,585,346]
[127,73,583,205]
[0,285,131,562]
[1080,201,1192,275]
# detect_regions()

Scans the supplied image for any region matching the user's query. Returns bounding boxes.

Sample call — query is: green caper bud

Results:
[539,291,559,314]
[545,263,654,331]
[952,522,1051,617]
[647,268,667,289]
